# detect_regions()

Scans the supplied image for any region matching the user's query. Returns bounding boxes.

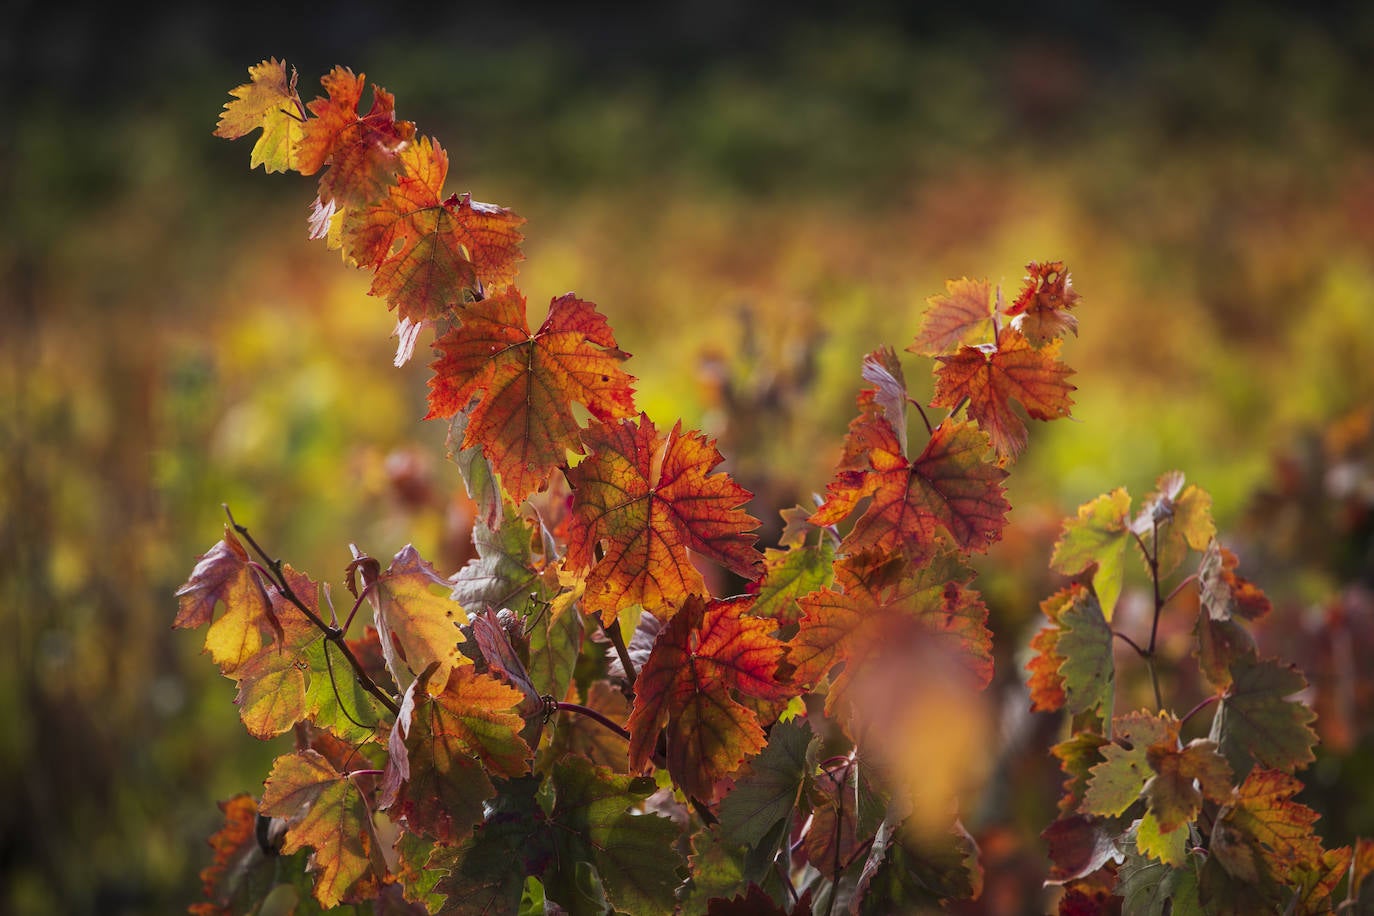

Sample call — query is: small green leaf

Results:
[1083,712,1174,817]
[1055,589,1114,719]
[1051,488,1132,619]
[1212,656,1317,774]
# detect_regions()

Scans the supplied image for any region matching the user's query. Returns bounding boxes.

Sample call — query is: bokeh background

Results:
[5,2,1374,912]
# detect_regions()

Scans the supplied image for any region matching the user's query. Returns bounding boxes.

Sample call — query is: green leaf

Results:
[1136,811,1189,866]
[1212,655,1317,774]
[439,779,550,916]
[526,588,583,702]
[749,540,835,625]
[1117,847,1204,916]
[853,818,982,914]
[1051,488,1132,619]
[450,507,547,616]
[549,756,684,915]
[718,719,817,849]
[302,638,386,744]
[1133,471,1215,578]
[1082,712,1174,817]
[1055,589,1114,719]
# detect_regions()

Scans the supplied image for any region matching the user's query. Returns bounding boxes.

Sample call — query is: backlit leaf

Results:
[910,277,996,356]
[366,544,467,692]
[191,794,271,915]
[1211,769,1325,887]
[1132,472,1215,577]
[427,290,636,502]
[627,595,789,802]
[929,329,1075,458]
[1051,488,1133,620]
[1052,731,1108,816]
[1136,811,1189,867]
[175,529,273,673]
[1117,849,1203,916]
[1026,584,1083,714]
[748,538,835,625]
[566,415,763,622]
[1145,739,1233,833]
[297,67,414,207]
[1083,711,1177,817]
[717,719,817,850]
[1004,260,1081,346]
[810,418,1009,560]
[214,59,305,173]
[853,818,983,914]
[1199,541,1271,623]
[259,750,379,909]
[1055,588,1115,720]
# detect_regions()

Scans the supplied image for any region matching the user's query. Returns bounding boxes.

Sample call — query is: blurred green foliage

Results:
[4,6,1374,913]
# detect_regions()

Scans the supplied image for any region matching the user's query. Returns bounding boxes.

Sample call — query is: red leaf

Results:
[566,415,763,622]
[1004,260,1081,345]
[811,418,1009,560]
[426,290,636,502]
[911,277,996,356]
[297,67,415,207]
[929,329,1075,458]
[626,595,789,802]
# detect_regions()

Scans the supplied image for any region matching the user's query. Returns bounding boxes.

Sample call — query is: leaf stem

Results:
[1145,520,1164,713]
[225,505,400,717]
[554,701,631,742]
[910,398,935,437]
[1163,573,1199,610]
[1112,630,1149,658]
[1178,693,1220,728]
[599,613,637,693]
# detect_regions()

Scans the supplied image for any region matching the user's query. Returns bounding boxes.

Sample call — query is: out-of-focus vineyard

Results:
[4,4,1374,913]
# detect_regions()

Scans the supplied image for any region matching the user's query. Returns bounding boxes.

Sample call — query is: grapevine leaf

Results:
[233,647,309,740]
[1026,584,1083,714]
[1051,488,1133,620]
[302,638,385,744]
[175,529,274,674]
[717,719,817,850]
[910,277,996,356]
[1052,731,1108,816]
[450,506,545,616]
[810,417,1010,560]
[550,679,631,772]
[214,59,305,173]
[1083,711,1177,817]
[549,756,684,915]
[1354,837,1374,902]
[1287,847,1354,916]
[929,329,1075,459]
[566,415,763,622]
[1211,769,1326,888]
[366,545,467,692]
[1137,811,1189,867]
[861,346,909,455]
[684,829,749,914]
[1133,472,1215,577]
[748,538,835,625]
[706,885,794,915]
[853,818,983,914]
[1199,541,1271,623]
[1055,588,1115,719]
[1145,739,1233,834]
[427,290,636,502]
[1117,847,1203,916]
[1042,814,1124,884]
[526,587,584,703]
[1212,655,1318,774]
[191,794,271,915]
[1004,260,1081,346]
[346,138,524,330]
[470,608,543,720]
[297,67,414,207]
[626,595,789,802]
[791,551,993,727]
[438,779,550,916]
[259,750,379,909]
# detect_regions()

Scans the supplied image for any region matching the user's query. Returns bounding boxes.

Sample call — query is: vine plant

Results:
[180,60,1373,915]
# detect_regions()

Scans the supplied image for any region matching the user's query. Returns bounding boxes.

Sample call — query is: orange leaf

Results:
[426,289,636,502]
[1212,769,1326,886]
[1004,260,1081,345]
[259,750,379,908]
[811,418,1009,560]
[626,595,789,802]
[930,329,1075,459]
[910,277,996,356]
[191,794,263,915]
[364,545,468,692]
[297,67,414,207]
[566,415,763,622]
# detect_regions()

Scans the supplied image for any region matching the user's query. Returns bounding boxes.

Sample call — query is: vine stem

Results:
[1178,693,1220,728]
[1112,630,1148,658]
[554,701,631,742]
[599,612,637,694]
[1132,522,1165,713]
[225,505,400,717]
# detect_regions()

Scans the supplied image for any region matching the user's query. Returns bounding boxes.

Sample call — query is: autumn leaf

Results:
[911,277,996,356]
[853,818,983,914]
[1144,739,1233,833]
[1051,488,1133,620]
[259,750,380,909]
[1117,847,1203,916]
[1212,654,1318,773]
[1041,814,1124,885]
[426,289,636,502]
[566,415,763,622]
[1132,471,1216,577]
[791,551,993,726]
[1135,811,1189,867]
[1199,541,1271,623]
[810,418,1010,560]
[191,794,270,915]
[380,664,525,844]
[549,679,631,772]
[1026,585,1079,713]
[1004,260,1081,346]
[175,528,275,673]
[343,138,525,332]
[1082,711,1176,817]
[214,59,305,173]
[297,67,415,207]
[362,544,467,693]
[929,328,1075,458]
[626,595,789,802]
[1211,769,1326,887]
[1054,587,1115,720]
[748,538,835,625]
[1052,731,1108,816]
